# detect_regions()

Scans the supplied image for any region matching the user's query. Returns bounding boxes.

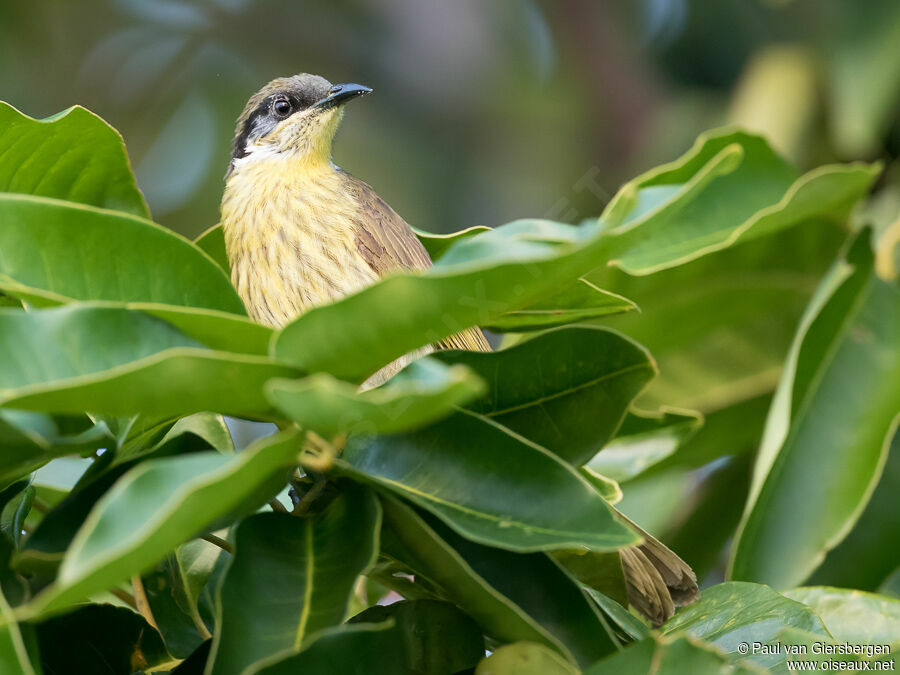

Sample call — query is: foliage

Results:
[0,100,897,674]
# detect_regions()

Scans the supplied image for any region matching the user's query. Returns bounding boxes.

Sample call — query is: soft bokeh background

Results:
[5,0,900,589]
[3,0,898,240]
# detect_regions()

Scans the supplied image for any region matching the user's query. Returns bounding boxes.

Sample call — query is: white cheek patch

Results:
[231,142,286,169]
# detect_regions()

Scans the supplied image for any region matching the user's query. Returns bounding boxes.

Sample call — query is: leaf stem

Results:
[131,575,159,631]
[201,532,234,555]
[109,587,137,610]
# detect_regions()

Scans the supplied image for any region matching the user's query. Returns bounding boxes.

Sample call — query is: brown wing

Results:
[344,172,491,352]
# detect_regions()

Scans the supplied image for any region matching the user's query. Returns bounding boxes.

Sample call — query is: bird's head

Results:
[228,73,371,175]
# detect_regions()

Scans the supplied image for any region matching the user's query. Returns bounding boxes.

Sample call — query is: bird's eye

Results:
[273,97,292,117]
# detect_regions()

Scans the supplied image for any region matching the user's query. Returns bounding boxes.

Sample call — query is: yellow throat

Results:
[221,122,378,328]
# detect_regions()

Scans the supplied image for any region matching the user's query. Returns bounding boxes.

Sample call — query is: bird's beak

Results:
[312,83,373,111]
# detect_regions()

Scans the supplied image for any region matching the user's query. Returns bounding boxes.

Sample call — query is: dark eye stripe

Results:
[231,100,277,160]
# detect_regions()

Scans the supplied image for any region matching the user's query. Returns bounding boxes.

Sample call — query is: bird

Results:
[221,73,697,624]
[220,73,490,388]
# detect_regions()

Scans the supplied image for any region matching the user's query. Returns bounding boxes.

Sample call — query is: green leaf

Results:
[0,102,149,217]
[809,432,900,591]
[208,483,380,675]
[731,231,900,588]
[144,540,221,658]
[413,225,491,261]
[0,305,296,418]
[266,357,485,436]
[783,587,900,647]
[435,326,656,466]
[20,429,302,617]
[378,496,564,655]
[254,623,403,675]
[578,468,622,504]
[34,604,172,673]
[592,221,844,412]
[587,409,703,483]
[599,128,879,275]
[583,635,761,675]
[17,420,227,572]
[273,218,612,382]
[0,410,112,489]
[380,497,619,668]
[825,0,900,156]
[0,586,38,675]
[476,642,579,675]
[639,396,771,476]
[485,278,636,332]
[583,588,651,641]
[552,551,628,608]
[663,456,753,582]
[0,193,244,313]
[338,409,638,552]
[274,131,875,385]
[195,224,230,274]
[346,600,485,674]
[661,582,828,671]
[128,304,271,355]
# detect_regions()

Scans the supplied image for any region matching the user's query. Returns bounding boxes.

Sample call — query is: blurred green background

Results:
[3,0,898,241]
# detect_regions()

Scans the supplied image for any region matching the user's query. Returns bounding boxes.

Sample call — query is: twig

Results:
[293,478,327,517]
[201,533,234,555]
[269,498,288,513]
[110,587,137,610]
[131,575,159,631]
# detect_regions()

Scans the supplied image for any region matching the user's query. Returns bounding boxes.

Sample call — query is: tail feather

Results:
[618,513,699,627]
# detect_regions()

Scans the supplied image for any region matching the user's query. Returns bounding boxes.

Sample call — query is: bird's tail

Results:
[618,514,699,627]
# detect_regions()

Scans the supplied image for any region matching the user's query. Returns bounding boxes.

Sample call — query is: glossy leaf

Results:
[583,635,760,675]
[0,101,148,217]
[731,232,900,588]
[476,642,579,675]
[129,304,271,355]
[380,497,619,667]
[661,582,828,671]
[435,326,656,466]
[144,540,221,658]
[195,224,230,274]
[0,410,113,489]
[338,409,638,552]
[18,418,230,571]
[346,600,485,674]
[784,587,900,646]
[34,604,172,673]
[413,225,491,261]
[809,432,900,591]
[826,1,900,156]
[209,483,380,675]
[273,218,611,382]
[255,623,403,675]
[593,219,845,412]
[266,357,485,436]
[0,305,296,418]
[0,193,244,313]
[378,496,564,654]
[0,587,37,675]
[21,430,302,617]
[587,409,703,482]
[484,278,636,332]
[599,128,879,275]
[274,131,876,384]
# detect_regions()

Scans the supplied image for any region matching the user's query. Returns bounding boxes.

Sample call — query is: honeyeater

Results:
[221,73,489,387]
[221,73,697,623]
